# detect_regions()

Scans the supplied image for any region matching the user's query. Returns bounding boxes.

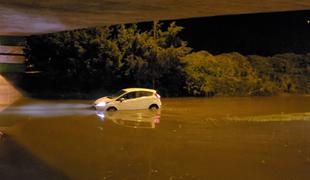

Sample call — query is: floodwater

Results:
[1,96,310,180]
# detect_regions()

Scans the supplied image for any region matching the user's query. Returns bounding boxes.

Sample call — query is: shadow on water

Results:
[0,136,69,180]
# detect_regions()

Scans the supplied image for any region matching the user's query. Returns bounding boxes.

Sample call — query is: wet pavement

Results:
[1,96,310,180]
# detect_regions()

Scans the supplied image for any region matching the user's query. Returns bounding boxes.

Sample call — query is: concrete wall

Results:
[0,75,21,112]
[0,42,24,112]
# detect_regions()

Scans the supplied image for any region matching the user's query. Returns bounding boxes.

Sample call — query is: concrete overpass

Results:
[0,0,309,35]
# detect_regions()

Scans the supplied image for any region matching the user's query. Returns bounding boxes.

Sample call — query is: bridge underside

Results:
[0,0,310,35]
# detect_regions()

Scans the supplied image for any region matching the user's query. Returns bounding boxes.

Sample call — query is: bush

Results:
[183,51,310,96]
[24,23,310,98]
[248,53,310,95]
[182,51,258,96]
[24,22,191,97]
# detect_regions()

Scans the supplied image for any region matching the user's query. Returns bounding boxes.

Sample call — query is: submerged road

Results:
[0,96,310,180]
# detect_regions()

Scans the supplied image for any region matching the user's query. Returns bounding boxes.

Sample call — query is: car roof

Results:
[123,88,156,93]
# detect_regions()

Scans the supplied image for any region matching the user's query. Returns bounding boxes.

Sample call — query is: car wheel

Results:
[107,107,117,112]
[149,104,159,110]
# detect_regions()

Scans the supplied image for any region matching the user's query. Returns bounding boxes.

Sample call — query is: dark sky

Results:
[1,10,309,56]
[171,10,310,56]
[0,0,309,55]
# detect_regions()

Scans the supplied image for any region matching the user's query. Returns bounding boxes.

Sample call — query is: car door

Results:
[116,92,137,110]
[131,91,146,109]
[135,91,154,109]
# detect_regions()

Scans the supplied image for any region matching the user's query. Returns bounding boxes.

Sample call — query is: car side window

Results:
[144,91,153,96]
[121,92,136,100]
[118,91,153,100]
[136,91,153,98]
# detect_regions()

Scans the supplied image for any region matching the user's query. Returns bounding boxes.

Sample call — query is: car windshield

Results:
[107,90,126,99]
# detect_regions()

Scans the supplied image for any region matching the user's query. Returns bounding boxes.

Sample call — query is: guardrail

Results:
[0,36,26,73]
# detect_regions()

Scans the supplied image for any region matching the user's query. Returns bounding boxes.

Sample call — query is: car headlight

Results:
[96,102,107,107]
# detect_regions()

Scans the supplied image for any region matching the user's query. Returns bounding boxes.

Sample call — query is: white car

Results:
[94,88,161,111]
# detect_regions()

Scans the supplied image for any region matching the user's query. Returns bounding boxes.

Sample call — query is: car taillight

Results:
[155,93,161,99]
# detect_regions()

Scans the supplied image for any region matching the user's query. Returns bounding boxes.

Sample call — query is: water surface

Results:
[1,96,310,180]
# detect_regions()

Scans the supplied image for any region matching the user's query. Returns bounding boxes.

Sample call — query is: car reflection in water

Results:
[96,109,161,129]
[0,131,4,139]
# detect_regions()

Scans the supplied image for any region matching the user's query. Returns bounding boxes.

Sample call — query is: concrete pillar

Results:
[0,75,21,112]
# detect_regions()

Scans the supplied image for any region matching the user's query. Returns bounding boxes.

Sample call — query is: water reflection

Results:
[96,110,161,129]
[0,130,4,139]
[1,102,93,117]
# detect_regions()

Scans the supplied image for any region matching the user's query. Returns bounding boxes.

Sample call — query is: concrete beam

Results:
[1,0,310,35]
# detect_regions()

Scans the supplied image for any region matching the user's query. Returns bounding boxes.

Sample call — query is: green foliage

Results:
[183,51,310,96]
[25,27,121,91]
[111,23,191,96]
[181,51,214,96]
[248,53,310,95]
[0,64,25,73]
[24,22,310,98]
[25,22,191,96]
[182,51,257,96]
